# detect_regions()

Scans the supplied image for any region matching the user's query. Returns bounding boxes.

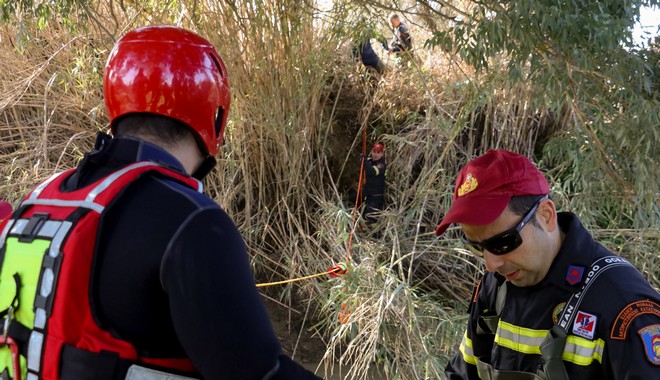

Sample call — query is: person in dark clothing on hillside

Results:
[387,13,412,56]
[0,25,321,380]
[362,143,387,226]
[352,25,385,75]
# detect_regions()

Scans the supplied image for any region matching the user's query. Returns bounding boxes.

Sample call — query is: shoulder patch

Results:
[638,324,660,366]
[611,300,660,340]
[572,310,597,340]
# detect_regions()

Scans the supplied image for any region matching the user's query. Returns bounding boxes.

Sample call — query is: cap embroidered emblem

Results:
[458,173,478,196]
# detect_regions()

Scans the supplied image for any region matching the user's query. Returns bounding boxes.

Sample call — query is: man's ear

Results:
[537,199,558,232]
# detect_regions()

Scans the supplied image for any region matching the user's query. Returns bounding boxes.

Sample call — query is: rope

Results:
[346,125,368,262]
[336,125,368,324]
[255,126,367,297]
[255,262,348,288]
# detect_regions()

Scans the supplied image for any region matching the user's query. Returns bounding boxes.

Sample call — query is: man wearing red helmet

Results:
[0,26,320,380]
[362,143,387,226]
[437,149,660,379]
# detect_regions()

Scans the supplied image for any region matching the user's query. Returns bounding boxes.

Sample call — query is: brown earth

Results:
[262,296,385,380]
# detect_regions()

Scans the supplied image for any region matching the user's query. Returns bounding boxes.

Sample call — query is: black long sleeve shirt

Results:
[65,133,320,379]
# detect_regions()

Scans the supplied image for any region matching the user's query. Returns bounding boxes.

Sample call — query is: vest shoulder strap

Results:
[541,256,634,380]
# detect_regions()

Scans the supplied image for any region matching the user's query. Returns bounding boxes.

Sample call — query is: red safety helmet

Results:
[104,25,231,157]
[372,143,384,153]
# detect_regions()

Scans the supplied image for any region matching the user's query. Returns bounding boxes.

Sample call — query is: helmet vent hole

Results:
[209,53,224,78]
[215,108,224,136]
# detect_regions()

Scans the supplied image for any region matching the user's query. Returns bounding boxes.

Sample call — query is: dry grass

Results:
[0,1,657,379]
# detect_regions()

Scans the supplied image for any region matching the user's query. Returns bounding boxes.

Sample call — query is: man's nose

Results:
[483,250,505,272]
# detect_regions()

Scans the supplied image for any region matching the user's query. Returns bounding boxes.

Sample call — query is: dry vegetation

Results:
[0,1,657,379]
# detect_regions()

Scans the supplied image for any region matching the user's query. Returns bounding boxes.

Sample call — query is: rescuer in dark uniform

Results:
[362,143,387,226]
[0,25,321,380]
[352,22,386,75]
[436,149,660,379]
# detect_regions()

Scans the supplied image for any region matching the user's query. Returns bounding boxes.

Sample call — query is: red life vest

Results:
[0,162,201,380]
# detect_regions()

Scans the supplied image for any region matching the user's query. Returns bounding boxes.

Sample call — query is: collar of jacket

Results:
[542,212,598,292]
[64,132,187,190]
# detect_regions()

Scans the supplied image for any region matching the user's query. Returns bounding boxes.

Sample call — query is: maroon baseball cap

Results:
[435,149,549,236]
[0,201,12,221]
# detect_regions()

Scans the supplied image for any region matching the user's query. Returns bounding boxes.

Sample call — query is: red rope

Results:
[335,127,368,324]
[346,126,368,263]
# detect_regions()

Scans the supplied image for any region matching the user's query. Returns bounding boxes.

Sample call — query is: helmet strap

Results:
[192,156,217,180]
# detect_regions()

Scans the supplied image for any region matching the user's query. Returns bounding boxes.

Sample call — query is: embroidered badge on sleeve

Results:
[611,300,660,340]
[638,324,660,366]
[572,311,597,340]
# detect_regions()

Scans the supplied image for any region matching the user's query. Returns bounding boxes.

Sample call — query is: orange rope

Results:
[346,126,368,262]
[255,264,347,288]
[337,126,368,324]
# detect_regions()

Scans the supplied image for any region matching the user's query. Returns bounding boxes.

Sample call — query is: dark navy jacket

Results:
[363,157,386,196]
[445,212,660,379]
[354,37,381,68]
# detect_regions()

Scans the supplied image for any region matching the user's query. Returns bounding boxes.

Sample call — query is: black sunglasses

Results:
[461,195,549,256]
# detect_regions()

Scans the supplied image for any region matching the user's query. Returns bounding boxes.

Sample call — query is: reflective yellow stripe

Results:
[460,331,478,365]
[496,321,546,354]
[495,321,604,366]
[563,336,604,365]
[373,166,380,176]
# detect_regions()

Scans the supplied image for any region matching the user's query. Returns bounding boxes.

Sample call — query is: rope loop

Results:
[327,261,348,278]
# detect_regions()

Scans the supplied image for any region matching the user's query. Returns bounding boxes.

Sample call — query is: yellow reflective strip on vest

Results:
[495,321,604,366]
[373,166,380,176]
[495,321,546,355]
[459,331,479,365]
[563,336,604,365]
